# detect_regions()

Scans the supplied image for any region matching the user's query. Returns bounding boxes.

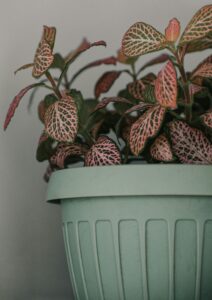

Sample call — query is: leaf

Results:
[188,33,212,53]
[38,100,46,123]
[84,136,121,166]
[201,111,212,129]
[150,133,174,161]
[50,53,66,69]
[168,120,212,164]
[191,54,212,79]
[117,48,138,64]
[128,80,146,100]
[14,63,34,75]
[130,105,166,156]
[44,95,78,142]
[42,25,56,49]
[32,39,54,78]
[143,85,157,103]
[50,143,86,168]
[36,131,56,162]
[155,60,177,109]
[189,84,203,97]
[65,39,106,65]
[122,22,167,57]
[93,97,131,113]
[138,53,170,73]
[179,5,212,45]
[94,71,122,98]
[165,18,181,42]
[69,56,117,86]
[4,83,44,130]
[125,102,153,115]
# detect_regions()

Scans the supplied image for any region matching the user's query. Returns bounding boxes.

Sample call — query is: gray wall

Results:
[0,0,211,299]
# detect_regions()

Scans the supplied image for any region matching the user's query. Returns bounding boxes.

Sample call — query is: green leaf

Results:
[36,132,56,162]
[50,53,65,70]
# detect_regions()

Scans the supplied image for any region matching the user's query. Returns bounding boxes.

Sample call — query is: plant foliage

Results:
[4,6,212,180]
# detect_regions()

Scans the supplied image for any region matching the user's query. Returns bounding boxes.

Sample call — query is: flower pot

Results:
[47,165,212,300]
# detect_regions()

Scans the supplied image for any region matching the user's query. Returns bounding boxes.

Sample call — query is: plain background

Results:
[0,0,211,299]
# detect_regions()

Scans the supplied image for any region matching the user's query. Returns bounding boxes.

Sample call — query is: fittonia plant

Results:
[4,5,212,179]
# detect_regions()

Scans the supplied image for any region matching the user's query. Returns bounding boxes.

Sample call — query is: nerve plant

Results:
[4,5,212,179]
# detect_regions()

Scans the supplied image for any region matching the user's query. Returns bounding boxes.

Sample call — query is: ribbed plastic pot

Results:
[47,165,212,300]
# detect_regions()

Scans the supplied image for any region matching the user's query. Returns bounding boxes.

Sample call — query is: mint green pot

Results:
[47,165,212,300]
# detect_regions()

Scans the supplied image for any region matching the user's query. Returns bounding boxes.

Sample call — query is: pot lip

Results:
[46,164,212,203]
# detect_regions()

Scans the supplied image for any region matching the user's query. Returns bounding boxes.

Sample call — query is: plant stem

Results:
[46,71,62,98]
[131,62,137,82]
[174,51,192,122]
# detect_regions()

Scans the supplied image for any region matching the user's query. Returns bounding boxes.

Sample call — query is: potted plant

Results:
[4,5,212,300]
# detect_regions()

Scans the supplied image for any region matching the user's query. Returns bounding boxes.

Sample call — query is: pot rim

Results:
[46,164,212,203]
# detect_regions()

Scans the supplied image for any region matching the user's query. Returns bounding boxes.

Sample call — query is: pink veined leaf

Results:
[65,39,106,65]
[138,53,170,73]
[122,22,167,57]
[94,71,122,98]
[168,120,212,164]
[84,136,121,166]
[42,25,56,49]
[93,97,131,113]
[185,33,212,53]
[201,112,212,129]
[38,100,46,123]
[191,54,212,79]
[128,80,146,100]
[150,133,174,162]
[189,84,203,97]
[32,39,54,78]
[4,83,44,130]
[165,18,181,42]
[179,5,212,45]
[50,143,86,169]
[155,60,177,109]
[44,95,78,142]
[130,104,166,156]
[125,102,153,115]
[121,116,137,144]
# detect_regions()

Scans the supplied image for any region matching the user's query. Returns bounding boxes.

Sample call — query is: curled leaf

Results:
[95,71,122,98]
[168,120,212,164]
[65,39,106,65]
[150,133,174,161]
[122,22,167,57]
[4,83,44,130]
[130,105,166,156]
[93,96,131,113]
[85,136,121,166]
[44,95,78,142]
[165,18,181,42]
[125,102,153,115]
[179,5,212,45]
[50,143,86,168]
[155,60,177,109]
[42,25,56,49]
